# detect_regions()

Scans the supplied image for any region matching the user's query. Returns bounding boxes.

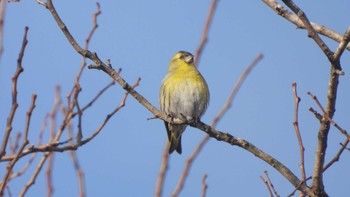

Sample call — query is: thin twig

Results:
[201,174,208,197]
[73,80,116,116]
[154,141,170,197]
[75,2,102,84]
[19,153,51,197]
[264,171,280,197]
[307,92,350,139]
[293,138,350,197]
[45,86,61,197]
[0,94,37,196]
[0,0,6,57]
[308,107,322,122]
[9,112,48,180]
[212,54,263,126]
[333,27,350,62]
[9,132,21,155]
[194,0,218,66]
[67,120,86,197]
[322,139,349,172]
[291,83,306,196]
[0,26,28,160]
[260,175,273,197]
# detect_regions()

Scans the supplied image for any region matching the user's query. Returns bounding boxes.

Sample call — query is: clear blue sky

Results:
[1,0,350,196]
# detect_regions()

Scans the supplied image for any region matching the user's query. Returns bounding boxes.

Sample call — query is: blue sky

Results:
[1,0,350,196]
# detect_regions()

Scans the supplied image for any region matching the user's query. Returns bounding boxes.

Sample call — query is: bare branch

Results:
[0,26,28,160]
[67,121,86,197]
[201,174,208,197]
[264,171,280,197]
[212,54,263,126]
[19,153,51,197]
[154,141,170,197]
[0,94,37,196]
[261,0,350,51]
[0,0,6,56]
[308,92,350,140]
[260,175,273,197]
[194,0,218,66]
[189,120,315,196]
[292,83,306,196]
[323,139,349,172]
[333,27,350,62]
[281,0,333,63]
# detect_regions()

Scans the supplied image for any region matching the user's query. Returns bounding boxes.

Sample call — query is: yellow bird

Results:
[159,51,209,154]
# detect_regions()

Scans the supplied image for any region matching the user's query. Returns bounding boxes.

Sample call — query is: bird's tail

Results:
[165,123,186,154]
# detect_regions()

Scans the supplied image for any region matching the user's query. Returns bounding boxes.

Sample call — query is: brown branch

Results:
[212,54,263,126]
[10,111,48,180]
[262,0,350,51]
[291,83,306,195]
[0,0,6,56]
[45,153,54,197]
[281,0,333,62]
[19,153,51,197]
[188,120,315,196]
[29,78,138,156]
[84,2,101,50]
[201,174,208,197]
[74,80,116,115]
[333,27,350,62]
[154,141,170,197]
[194,0,218,65]
[308,92,349,139]
[67,121,86,197]
[9,132,21,155]
[323,139,349,172]
[0,94,37,196]
[260,175,273,197]
[75,2,101,84]
[308,107,322,122]
[264,171,280,197]
[274,1,347,196]
[298,138,350,196]
[0,26,28,160]
[45,86,61,197]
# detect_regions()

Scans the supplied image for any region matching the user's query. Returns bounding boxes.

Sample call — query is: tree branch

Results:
[0,94,37,196]
[292,83,306,196]
[0,26,28,160]
[194,0,218,66]
[261,0,350,51]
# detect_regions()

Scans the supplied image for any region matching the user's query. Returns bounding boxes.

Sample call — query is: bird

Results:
[159,51,209,154]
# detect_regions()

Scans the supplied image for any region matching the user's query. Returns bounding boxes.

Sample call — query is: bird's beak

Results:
[184,55,193,64]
